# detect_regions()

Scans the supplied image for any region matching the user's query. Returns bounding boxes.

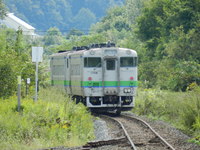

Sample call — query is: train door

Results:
[103,58,119,95]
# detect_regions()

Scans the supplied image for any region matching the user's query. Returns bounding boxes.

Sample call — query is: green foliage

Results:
[133,87,200,136]
[91,6,130,33]
[0,63,16,98]
[0,0,6,19]
[5,0,124,31]
[0,88,94,149]
[43,27,64,47]
[56,33,106,51]
[155,60,200,91]
[188,136,200,146]
[43,0,200,92]
[165,26,200,62]
[0,28,36,98]
[66,28,84,39]
[134,0,200,90]
[125,0,145,24]
[138,61,158,88]
[73,8,96,31]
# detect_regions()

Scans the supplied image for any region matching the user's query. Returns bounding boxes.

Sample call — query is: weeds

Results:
[133,85,200,144]
[0,87,94,150]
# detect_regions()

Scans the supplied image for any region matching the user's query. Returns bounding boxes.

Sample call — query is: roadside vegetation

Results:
[0,0,200,148]
[0,88,94,150]
[133,84,200,145]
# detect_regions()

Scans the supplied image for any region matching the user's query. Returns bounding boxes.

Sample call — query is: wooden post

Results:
[17,76,21,112]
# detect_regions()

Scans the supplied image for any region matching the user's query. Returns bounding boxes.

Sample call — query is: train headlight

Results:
[124,88,131,93]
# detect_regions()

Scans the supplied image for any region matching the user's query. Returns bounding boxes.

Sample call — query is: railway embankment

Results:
[0,88,94,150]
[133,87,200,146]
[92,112,200,150]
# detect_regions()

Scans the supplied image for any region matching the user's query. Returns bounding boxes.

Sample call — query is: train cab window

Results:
[120,57,137,67]
[84,57,101,67]
[107,59,115,70]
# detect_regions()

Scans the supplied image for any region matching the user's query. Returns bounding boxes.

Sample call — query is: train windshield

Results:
[120,57,137,67]
[84,57,101,67]
[106,59,115,70]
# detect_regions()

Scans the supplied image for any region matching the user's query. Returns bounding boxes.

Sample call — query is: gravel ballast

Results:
[123,112,200,150]
[93,112,200,150]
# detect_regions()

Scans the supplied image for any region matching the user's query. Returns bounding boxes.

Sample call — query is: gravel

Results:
[123,112,200,150]
[92,117,131,150]
[93,119,111,141]
[59,112,200,150]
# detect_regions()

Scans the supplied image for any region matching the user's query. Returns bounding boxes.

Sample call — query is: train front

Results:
[82,46,138,114]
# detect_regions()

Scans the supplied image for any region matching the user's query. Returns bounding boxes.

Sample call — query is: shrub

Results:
[133,86,200,136]
[0,88,94,149]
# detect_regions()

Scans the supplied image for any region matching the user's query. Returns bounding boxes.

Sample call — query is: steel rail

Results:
[101,115,137,150]
[121,114,176,150]
[82,137,126,149]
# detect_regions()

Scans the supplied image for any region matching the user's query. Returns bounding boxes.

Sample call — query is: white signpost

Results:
[32,47,43,101]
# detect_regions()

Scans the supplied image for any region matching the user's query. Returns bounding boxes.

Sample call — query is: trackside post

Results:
[17,76,21,112]
[32,47,43,102]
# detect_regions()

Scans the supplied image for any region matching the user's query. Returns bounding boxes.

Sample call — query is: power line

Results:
[35,29,91,33]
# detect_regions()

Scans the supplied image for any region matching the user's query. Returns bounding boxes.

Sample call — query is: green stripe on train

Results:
[52,80,138,87]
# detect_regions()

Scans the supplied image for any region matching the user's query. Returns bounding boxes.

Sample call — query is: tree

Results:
[125,0,144,24]
[5,0,124,31]
[0,28,36,98]
[135,0,200,90]
[0,0,6,19]
[66,28,84,39]
[0,63,16,98]
[15,28,25,55]
[165,27,200,62]
[43,27,63,46]
[73,8,96,31]
[136,0,200,60]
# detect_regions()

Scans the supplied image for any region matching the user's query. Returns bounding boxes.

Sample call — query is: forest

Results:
[5,0,124,32]
[39,0,200,91]
[0,0,200,149]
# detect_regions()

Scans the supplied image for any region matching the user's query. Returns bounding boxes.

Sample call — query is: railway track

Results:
[98,113,176,150]
[79,113,176,150]
[41,113,176,150]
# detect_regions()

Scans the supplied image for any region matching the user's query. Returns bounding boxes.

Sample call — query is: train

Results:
[50,42,138,115]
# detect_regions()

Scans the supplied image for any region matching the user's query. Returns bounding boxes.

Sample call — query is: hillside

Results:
[5,0,124,32]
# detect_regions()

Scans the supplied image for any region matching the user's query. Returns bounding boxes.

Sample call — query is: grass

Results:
[0,87,94,150]
[133,85,200,145]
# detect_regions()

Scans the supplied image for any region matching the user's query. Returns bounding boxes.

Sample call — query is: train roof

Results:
[51,42,137,58]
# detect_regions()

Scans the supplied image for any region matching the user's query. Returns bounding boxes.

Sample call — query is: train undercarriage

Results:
[71,95,134,115]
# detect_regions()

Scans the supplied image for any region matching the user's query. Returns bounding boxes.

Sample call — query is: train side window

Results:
[120,57,137,67]
[84,57,101,67]
[53,65,64,75]
[107,59,115,70]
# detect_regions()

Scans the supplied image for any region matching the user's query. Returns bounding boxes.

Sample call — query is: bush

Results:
[0,64,16,98]
[133,86,200,136]
[0,88,94,149]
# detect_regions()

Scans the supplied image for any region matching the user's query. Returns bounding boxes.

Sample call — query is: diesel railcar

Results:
[50,43,138,114]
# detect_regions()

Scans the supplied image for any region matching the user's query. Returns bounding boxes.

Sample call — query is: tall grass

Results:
[133,85,200,144]
[0,87,94,150]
